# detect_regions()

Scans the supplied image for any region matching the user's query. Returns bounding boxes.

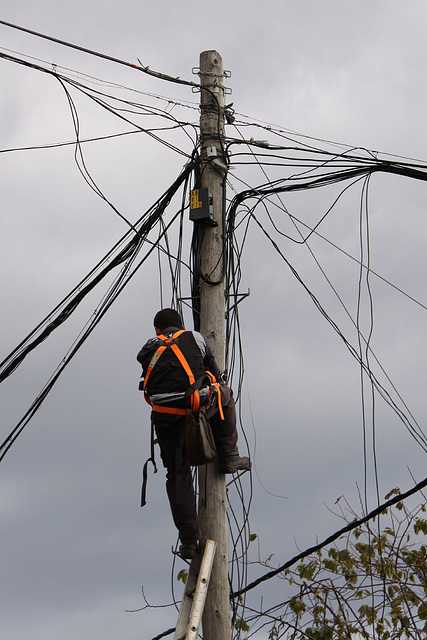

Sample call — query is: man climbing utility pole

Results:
[197,50,231,640]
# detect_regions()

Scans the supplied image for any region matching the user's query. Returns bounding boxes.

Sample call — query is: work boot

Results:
[219,455,251,474]
[178,541,199,560]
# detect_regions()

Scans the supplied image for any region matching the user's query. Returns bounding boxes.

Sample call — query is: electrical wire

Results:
[0,161,194,385]
[0,44,199,113]
[0,50,199,157]
[0,18,200,89]
[0,206,185,461]
[0,129,145,154]
[3,39,427,636]
[231,475,427,599]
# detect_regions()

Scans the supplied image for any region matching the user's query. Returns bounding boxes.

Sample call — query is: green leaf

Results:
[324,559,338,573]
[235,617,250,632]
[414,518,427,535]
[313,605,326,618]
[359,604,377,625]
[385,487,401,500]
[177,569,188,584]
[249,533,257,542]
[305,626,333,640]
[298,560,317,580]
[418,601,427,620]
[355,542,371,554]
[289,597,306,616]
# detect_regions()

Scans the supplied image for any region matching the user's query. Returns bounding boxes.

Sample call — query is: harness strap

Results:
[204,371,224,421]
[170,343,196,385]
[214,383,225,420]
[190,388,200,411]
[143,330,201,412]
[142,330,186,391]
[151,404,188,415]
[158,329,186,341]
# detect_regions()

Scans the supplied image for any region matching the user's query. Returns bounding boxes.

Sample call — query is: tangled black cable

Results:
[0,161,195,460]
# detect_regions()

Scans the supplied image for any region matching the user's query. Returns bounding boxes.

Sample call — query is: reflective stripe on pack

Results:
[143,345,167,392]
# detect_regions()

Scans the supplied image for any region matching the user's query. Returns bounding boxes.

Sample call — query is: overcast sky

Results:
[1,2,427,639]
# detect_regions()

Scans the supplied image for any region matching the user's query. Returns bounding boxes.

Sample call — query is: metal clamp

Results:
[192,67,231,78]
[192,84,232,95]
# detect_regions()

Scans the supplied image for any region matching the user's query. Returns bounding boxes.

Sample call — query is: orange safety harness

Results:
[142,329,224,420]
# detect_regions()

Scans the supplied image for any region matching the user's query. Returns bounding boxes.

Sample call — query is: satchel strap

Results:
[140,415,158,507]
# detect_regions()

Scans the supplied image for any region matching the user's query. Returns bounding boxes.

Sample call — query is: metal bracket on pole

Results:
[225,289,251,318]
[192,82,232,95]
[173,540,217,640]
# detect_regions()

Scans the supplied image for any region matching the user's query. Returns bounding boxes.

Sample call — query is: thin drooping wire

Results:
[230,126,392,517]
[231,475,427,599]
[0,43,197,113]
[152,475,427,640]
[0,163,194,462]
[55,74,140,231]
[226,168,427,465]
[221,190,256,638]
[226,155,427,313]
[233,110,427,167]
[356,175,384,516]
[0,209,185,461]
[0,161,194,384]
[225,163,427,453]
[0,18,201,89]
[4,42,427,635]
[0,130,146,154]
[229,123,375,243]
[355,175,381,634]
[219,140,413,632]
[251,210,427,452]
[0,23,225,156]
[0,51,198,158]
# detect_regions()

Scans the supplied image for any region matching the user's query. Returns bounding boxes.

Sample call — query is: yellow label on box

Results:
[190,189,202,209]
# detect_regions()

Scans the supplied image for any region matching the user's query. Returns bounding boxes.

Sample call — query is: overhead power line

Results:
[0,161,194,386]
[0,19,199,89]
[0,161,195,461]
[150,472,427,638]
[232,475,427,599]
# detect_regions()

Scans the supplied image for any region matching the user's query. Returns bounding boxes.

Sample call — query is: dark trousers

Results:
[153,385,239,545]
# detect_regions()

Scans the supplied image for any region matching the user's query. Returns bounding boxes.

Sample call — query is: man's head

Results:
[153,308,184,334]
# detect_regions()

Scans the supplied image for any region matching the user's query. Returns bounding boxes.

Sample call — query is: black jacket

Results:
[137,327,221,396]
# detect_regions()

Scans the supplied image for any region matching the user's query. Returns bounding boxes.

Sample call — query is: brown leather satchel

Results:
[185,410,217,466]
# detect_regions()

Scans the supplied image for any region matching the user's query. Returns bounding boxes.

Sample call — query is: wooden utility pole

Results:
[197,50,231,640]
